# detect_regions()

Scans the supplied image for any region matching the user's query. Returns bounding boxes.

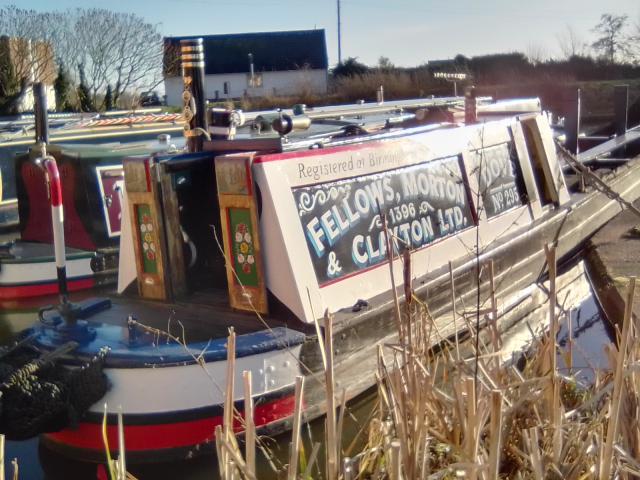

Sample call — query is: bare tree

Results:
[0,5,164,111]
[0,6,64,103]
[525,43,549,65]
[628,16,640,65]
[72,9,163,108]
[556,24,589,59]
[591,13,629,63]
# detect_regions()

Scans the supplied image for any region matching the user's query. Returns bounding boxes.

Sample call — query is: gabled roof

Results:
[164,29,328,76]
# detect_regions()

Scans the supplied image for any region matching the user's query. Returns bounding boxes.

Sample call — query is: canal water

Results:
[0,261,615,479]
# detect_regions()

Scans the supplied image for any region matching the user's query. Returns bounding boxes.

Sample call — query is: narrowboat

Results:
[7,39,640,462]
[0,110,183,229]
[0,138,183,301]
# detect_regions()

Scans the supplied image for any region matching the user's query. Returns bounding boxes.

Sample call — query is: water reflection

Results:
[556,293,614,383]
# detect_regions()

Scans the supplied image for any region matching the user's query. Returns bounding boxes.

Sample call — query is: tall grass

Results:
[215,248,640,479]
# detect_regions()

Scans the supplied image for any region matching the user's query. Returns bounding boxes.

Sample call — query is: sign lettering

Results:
[293,155,474,285]
[474,142,526,218]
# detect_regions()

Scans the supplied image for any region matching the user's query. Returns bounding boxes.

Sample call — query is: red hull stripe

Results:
[0,277,95,299]
[44,394,296,453]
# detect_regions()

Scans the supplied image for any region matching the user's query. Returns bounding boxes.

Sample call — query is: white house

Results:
[163,29,328,106]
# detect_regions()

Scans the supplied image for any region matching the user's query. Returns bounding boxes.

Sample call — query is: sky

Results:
[2,0,639,67]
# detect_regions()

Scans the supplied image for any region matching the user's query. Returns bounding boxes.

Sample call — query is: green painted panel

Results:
[228,208,259,287]
[136,204,158,274]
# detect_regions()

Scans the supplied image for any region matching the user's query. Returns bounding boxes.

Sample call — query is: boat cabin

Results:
[121,102,569,325]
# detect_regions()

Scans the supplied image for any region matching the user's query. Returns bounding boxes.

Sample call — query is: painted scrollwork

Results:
[297,185,351,216]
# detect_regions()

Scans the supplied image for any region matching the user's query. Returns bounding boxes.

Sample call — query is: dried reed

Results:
[213,243,640,479]
[354,251,640,479]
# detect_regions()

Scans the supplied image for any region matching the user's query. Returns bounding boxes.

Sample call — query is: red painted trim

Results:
[244,158,253,196]
[43,158,63,207]
[21,161,95,250]
[44,395,295,453]
[254,138,392,164]
[144,158,152,192]
[0,277,95,299]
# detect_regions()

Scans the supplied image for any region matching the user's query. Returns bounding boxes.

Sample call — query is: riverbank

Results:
[587,199,640,331]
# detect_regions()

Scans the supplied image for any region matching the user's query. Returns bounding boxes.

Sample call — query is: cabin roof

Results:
[164,29,328,76]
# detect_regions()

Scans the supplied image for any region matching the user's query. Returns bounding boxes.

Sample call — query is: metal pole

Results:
[337,0,342,64]
[614,85,628,137]
[248,53,255,87]
[563,87,580,155]
[614,84,628,157]
[34,82,49,144]
[38,146,69,306]
[181,38,208,153]
[465,86,477,124]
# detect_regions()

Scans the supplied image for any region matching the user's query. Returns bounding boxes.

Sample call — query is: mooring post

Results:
[180,38,208,153]
[614,85,629,137]
[562,87,581,155]
[464,86,477,124]
[614,84,629,157]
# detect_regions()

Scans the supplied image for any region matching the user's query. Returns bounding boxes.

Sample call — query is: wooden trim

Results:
[159,170,187,298]
[125,158,170,301]
[216,153,268,314]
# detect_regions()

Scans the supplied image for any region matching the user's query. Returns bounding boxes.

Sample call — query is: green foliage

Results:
[591,13,629,64]
[76,63,94,112]
[0,38,21,114]
[103,84,114,111]
[594,14,630,59]
[54,63,73,112]
[332,57,369,78]
[377,56,394,72]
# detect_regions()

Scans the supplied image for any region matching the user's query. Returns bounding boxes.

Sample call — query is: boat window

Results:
[292,154,475,285]
[521,120,555,206]
[472,141,527,219]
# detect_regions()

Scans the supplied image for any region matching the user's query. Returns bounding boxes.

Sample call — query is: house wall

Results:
[0,37,57,112]
[17,84,57,112]
[164,69,328,106]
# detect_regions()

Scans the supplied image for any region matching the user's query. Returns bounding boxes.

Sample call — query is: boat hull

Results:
[0,241,116,300]
[34,156,640,462]
[31,155,640,465]
[42,387,296,462]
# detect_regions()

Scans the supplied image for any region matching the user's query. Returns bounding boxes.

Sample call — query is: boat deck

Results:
[76,287,306,344]
[0,241,94,262]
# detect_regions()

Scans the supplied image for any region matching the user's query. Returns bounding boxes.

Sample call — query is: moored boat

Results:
[6,39,640,462]
[0,109,184,229]
[0,140,181,300]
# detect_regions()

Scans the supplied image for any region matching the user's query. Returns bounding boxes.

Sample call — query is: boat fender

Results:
[90,253,107,273]
[351,299,369,312]
[340,124,368,137]
[0,344,110,440]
